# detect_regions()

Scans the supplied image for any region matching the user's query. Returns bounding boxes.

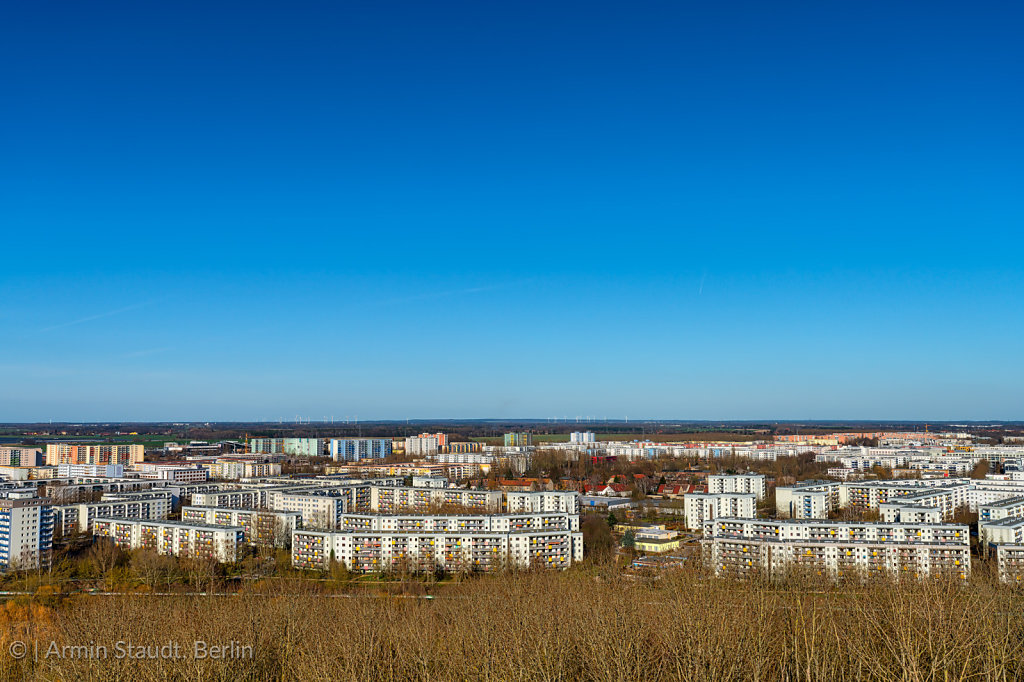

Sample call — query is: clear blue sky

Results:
[2,1,1022,422]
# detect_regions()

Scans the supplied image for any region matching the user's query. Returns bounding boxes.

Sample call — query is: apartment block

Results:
[0,466,57,481]
[270,487,366,528]
[329,438,393,462]
[192,487,277,509]
[683,493,757,530]
[0,447,43,467]
[702,518,969,581]
[777,479,980,520]
[434,452,494,465]
[293,525,582,573]
[282,438,324,457]
[56,463,124,478]
[45,443,145,466]
[180,507,301,547]
[206,459,283,479]
[135,463,210,483]
[980,516,1024,547]
[334,512,579,533]
[93,518,244,563]
[370,487,502,514]
[707,474,767,500]
[979,496,1024,522]
[503,433,533,447]
[505,491,580,515]
[879,502,942,524]
[249,438,284,455]
[411,476,447,489]
[0,497,54,571]
[842,482,970,520]
[446,441,482,454]
[775,482,841,519]
[326,462,446,478]
[406,435,441,457]
[46,479,169,504]
[995,544,1024,584]
[53,497,171,535]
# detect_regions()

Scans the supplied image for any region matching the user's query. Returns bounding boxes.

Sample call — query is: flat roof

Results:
[981,516,1024,528]
[981,496,1024,508]
[93,516,244,532]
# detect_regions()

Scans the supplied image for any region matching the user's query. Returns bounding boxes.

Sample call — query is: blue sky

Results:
[2,1,1023,421]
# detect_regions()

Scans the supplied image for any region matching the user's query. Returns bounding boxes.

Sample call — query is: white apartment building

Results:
[282,438,324,458]
[777,478,1024,520]
[53,497,171,535]
[879,502,942,524]
[93,517,244,563]
[180,507,301,547]
[707,474,767,500]
[980,517,1024,547]
[135,463,210,483]
[271,488,360,529]
[683,493,757,530]
[703,518,969,581]
[570,432,596,444]
[56,464,124,478]
[405,436,440,457]
[841,481,971,519]
[410,476,448,489]
[370,487,502,514]
[703,518,967,545]
[293,525,583,573]
[505,491,580,515]
[192,487,282,510]
[433,452,495,466]
[995,544,1024,584]
[249,438,284,454]
[334,512,579,533]
[205,459,283,480]
[979,496,1024,523]
[775,482,842,519]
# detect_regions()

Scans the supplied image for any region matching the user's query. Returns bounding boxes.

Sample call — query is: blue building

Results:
[0,497,54,571]
[329,438,393,462]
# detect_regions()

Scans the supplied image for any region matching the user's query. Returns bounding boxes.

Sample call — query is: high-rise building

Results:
[707,474,767,500]
[0,497,54,571]
[570,432,596,444]
[447,441,482,454]
[282,438,324,457]
[45,443,145,466]
[405,436,439,457]
[504,432,533,447]
[329,438,392,462]
[682,493,757,530]
[249,438,284,454]
[0,447,43,467]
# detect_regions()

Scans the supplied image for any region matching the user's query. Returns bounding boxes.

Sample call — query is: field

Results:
[0,568,1021,681]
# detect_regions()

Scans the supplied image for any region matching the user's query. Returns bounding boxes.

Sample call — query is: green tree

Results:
[606,512,618,527]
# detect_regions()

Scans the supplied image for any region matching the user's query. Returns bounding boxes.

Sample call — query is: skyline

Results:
[3,1,1024,421]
